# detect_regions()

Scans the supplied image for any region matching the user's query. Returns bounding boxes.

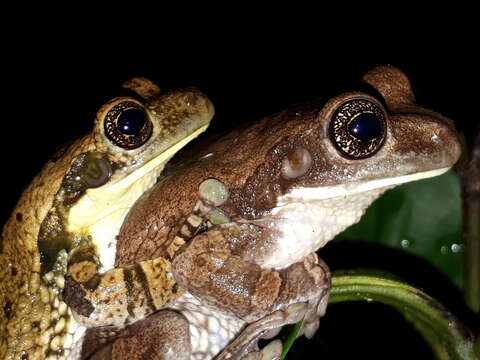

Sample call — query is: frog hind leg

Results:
[216,297,329,360]
[85,310,191,360]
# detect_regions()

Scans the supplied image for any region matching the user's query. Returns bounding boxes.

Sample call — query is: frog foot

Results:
[216,254,330,359]
[296,253,331,339]
[239,340,283,360]
[216,302,311,360]
[272,253,330,339]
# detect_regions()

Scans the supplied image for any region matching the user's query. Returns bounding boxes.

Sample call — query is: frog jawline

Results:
[278,166,450,205]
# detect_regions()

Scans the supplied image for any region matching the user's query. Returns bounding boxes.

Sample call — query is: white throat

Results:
[260,167,451,269]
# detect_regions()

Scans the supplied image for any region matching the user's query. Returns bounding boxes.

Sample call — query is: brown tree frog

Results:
[83,66,461,359]
[0,78,214,359]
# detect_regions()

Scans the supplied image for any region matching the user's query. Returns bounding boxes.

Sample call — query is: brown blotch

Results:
[11,266,17,276]
[68,245,98,265]
[84,274,102,291]
[63,276,95,317]
[134,263,156,312]
[172,283,179,294]
[194,256,207,267]
[46,348,64,357]
[100,297,111,304]
[4,300,13,319]
[16,212,23,222]
[123,269,136,319]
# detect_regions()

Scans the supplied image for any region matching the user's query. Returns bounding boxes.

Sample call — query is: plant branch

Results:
[329,272,477,359]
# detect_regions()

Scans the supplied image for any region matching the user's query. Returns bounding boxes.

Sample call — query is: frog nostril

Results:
[281,147,312,180]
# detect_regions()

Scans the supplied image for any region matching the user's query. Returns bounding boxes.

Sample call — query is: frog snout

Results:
[180,88,215,120]
[427,119,462,168]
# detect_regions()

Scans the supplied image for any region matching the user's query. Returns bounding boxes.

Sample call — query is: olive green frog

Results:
[0,78,214,359]
[80,66,461,359]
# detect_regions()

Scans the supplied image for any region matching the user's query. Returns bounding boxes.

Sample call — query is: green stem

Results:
[329,272,477,359]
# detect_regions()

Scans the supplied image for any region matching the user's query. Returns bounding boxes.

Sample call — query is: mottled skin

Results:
[0,79,213,360]
[88,66,461,359]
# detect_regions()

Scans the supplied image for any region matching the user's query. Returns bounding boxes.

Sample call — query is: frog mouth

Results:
[278,166,451,204]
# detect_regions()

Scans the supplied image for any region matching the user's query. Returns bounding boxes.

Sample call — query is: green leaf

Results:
[279,319,303,360]
[335,170,463,289]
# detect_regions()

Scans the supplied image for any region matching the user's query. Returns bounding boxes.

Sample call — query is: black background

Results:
[2,23,477,359]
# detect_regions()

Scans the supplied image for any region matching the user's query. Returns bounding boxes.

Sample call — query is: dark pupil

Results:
[348,112,382,141]
[117,108,147,135]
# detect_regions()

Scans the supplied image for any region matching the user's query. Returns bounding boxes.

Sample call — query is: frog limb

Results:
[86,310,191,360]
[172,224,331,324]
[61,193,221,328]
[215,284,329,360]
[63,253,182,327]
[215,304,305,360]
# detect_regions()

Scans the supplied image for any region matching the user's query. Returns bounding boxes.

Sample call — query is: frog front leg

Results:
[172,224,331,359]
[62,196,212,327]
[63,253,181,327]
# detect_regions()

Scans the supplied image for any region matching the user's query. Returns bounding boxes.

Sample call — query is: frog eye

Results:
[329,98,387,159]
[103,101,153,149]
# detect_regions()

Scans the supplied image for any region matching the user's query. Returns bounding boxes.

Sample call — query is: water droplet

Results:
[440,246,448,254]
[400,239,410,248]
[451,243,463,253]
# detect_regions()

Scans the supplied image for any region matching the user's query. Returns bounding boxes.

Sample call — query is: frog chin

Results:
[259,166,451,270]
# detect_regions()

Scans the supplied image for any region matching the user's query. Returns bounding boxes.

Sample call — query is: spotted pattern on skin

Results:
[0,137,96,360]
